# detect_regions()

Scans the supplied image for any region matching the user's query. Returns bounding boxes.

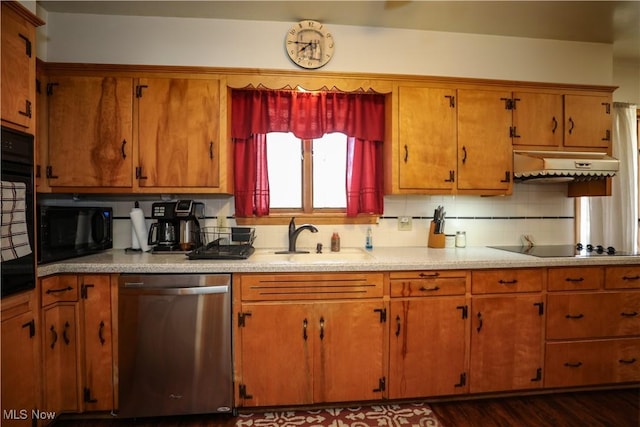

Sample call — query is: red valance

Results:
[231,90,386,141]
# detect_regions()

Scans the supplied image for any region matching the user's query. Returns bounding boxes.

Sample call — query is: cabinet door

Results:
[397,86,457,191]
[1,311,39,426]
[564,94,611,149]
[137,78,221,188]
[43,303,79,413]
[512,92,563,147]
[1,3,37,130]
[389,297,467,398]
[47,76,134,187]
[314,301,385,403]
[80,275,113,411]
[238,303,313,407]
[457,89,512,192]
[470,295,544,393]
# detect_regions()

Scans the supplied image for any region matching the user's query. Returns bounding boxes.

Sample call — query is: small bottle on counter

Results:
[365,227,373,250]
[455,231,467,248]
[331,232,340,252]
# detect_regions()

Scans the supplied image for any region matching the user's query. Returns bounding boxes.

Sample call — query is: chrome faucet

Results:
[277,217,318,253]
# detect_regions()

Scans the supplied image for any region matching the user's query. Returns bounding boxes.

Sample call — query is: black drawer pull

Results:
[619,358,637,365]
[565,277,584,282]
[498,279,517,285]
[565,314,584,319]
[623,275,640,281]
[620,311,638,317]
[46,286,73,294]
[419,286,440,292]
[564,362,583,368]
[419,272,439,278]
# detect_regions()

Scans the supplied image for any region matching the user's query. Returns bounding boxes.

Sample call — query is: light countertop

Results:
[36,247,640,277]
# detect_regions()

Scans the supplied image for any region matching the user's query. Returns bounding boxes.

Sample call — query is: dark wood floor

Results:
[52,388,639,427]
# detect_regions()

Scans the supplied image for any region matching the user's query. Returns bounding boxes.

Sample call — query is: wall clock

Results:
[285,20,335,69]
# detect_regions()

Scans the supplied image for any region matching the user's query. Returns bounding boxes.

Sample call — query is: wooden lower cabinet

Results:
[40,274,115,416]
[235,273,385,407]
[388,270,469,398]
[1,290,40,427]
[42,303,79,413]
[469,295,544,393]
[545,339,640,387]
[238,300,385,407]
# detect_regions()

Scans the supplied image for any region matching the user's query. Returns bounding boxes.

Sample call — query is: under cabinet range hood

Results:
[513,150,619,183]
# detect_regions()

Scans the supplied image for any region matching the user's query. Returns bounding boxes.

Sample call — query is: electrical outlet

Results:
[217,215,227,228]
[398,216,412,231]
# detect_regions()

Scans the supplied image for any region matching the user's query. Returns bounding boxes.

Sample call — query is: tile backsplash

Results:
[37,182,575,251]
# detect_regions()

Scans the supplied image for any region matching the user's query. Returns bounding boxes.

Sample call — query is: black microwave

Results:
[37,205,113,264]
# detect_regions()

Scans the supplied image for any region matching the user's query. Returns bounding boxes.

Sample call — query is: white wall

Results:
[36,10,625,249]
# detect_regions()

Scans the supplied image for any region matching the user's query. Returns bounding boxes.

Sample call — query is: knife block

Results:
[428,221,446,248]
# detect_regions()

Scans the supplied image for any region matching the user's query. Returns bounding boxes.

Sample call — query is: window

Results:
[267,132,347,212]
[231,88,386,221]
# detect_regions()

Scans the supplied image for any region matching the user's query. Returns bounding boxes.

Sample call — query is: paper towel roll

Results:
[130,208,150,252]
[131,223,140,249]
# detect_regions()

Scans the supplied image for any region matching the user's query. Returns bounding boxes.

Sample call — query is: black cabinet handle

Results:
[551,116,558,133]
[619,358,637,365]
[46,286,73,294]
[62,321,71,345]
[621,311,639,317]
[319,317,325,340]
[476,312,483,333]
[564,362,583,368]
[395,315,401,337]
[209,142,214,159]
[498,279,517,285]
[404,145,408,163]
[302,318,308,341]
[419,286,440,292]
[50,325,58,349]
[98,321,106,345]
[18,99,32,118]
[121,140,127,159]
[565,277,584,282]
[462,146,467,164]
[565,314,584,319]
[623,275,640,281]
[568,117,575,134]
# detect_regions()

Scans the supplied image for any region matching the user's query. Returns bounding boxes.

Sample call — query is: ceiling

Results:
[37,1,640,61]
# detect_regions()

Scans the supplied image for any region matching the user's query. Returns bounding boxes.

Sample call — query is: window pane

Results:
[313,133,347,208]
[267,132,302,208]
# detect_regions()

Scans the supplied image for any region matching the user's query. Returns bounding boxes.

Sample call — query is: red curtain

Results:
[231,89,385,217]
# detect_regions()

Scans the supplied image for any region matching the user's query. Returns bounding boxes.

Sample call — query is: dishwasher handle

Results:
[122,283,229,296]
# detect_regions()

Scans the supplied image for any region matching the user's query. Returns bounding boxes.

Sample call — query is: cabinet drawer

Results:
[548,267,603,291]
[546,292,640,339]
[471,269,542,294]
[390,270,467,297]
[41,275,79,306]
[606,266,640,289]
[545,338,640,387]
[240,273,384,301]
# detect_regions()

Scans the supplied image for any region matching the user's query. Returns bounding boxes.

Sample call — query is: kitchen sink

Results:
[250,248,374,263]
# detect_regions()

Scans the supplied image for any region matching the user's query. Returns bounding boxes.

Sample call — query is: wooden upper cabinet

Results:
[564,94,612,149]
[396,86,457,192]
[457,89,513,194]
[47,75,134,188]
[1,2,43,131]
[512,92,564,147]
[137,77,221,189]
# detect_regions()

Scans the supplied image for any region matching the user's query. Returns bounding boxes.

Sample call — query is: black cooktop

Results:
[489,244,637,258]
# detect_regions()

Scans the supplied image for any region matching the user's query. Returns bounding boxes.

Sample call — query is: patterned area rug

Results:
[235,402,442,426]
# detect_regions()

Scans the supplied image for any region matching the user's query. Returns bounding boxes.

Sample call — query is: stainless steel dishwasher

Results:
[118,274,232,418]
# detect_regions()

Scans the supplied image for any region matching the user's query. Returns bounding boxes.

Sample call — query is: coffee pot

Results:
[179,219,201,251]
[148,221,178,247]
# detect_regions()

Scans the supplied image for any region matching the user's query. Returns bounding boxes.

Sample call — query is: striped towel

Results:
[1,181,32,262]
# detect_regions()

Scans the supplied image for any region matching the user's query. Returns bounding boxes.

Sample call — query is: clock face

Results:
[285,20,334,69]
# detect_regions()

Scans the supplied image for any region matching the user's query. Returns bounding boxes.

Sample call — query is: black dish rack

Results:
[187,227,256,260]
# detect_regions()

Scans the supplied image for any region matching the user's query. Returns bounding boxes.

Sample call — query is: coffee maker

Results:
[148,200,204,252]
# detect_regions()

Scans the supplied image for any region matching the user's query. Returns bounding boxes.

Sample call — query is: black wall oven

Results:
[1,127,36,298]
